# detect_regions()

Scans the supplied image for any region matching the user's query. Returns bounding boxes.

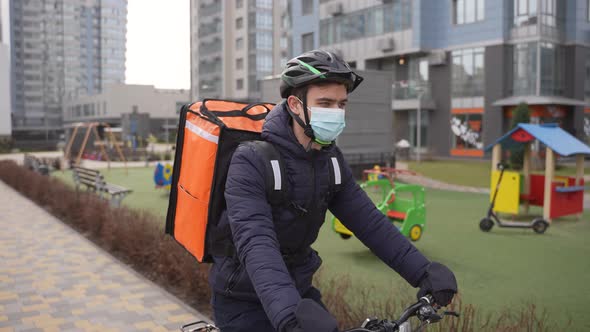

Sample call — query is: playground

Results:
[51,162,590,329]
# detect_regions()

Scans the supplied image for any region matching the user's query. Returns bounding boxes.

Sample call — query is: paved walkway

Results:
[0,181,209,332]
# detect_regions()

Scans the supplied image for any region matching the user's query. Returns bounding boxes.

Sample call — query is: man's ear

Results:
[287,96,301,116]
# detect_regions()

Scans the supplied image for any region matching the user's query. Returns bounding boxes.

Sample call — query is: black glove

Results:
[417,262,458,306]
[284,299,339,332]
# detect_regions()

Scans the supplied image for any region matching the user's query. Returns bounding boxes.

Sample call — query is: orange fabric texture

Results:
[175,115,220,261]
[171,100,272,261]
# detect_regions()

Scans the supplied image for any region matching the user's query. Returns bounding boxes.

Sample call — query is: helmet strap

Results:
[301,96,315,139]
[286,91,315,140]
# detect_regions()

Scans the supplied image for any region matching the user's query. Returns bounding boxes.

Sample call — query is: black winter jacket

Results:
[208,101,430,331]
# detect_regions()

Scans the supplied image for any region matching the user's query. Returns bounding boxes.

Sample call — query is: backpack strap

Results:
[244,140,288,206]
[208,140,286,259]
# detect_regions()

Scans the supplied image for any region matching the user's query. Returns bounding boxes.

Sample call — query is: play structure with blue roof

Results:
[485,123,588,225]
[486,123,590,156]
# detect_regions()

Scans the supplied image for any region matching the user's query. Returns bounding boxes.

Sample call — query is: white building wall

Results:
[0,0,11,137]
[63,84,189,123]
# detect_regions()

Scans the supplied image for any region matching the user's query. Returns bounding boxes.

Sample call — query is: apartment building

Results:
[287,0,590,158]
[1,0,11,139]
[190,0,289,101]
[10,0,127,147]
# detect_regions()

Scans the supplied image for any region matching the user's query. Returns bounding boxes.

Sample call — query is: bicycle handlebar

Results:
[180,295,459,332]
[344,295,460,332]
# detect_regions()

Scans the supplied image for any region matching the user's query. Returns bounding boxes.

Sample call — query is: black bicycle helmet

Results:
[280,49,364,98]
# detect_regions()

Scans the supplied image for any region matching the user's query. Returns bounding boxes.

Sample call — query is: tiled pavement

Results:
[0,181,209,332]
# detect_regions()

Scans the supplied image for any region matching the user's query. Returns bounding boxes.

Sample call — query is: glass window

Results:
[253,52,273,78]
[514,0,538,26]
[540,42,564,96]
[585,55,590,99]
[236,58,243,70]
[255,0,272,9]
[451,48,485,97]
[236,17,243,29]
[454,0,484,24]
[465,0,475,23]
[319,1,411,45]
[513,42,537,95]
[236,0,243,9]
[255,32,272,50]
[302,0,313,15]
[302,33,314,52]
[236,79,244,90]
[419,59,429,82]
[518,0,528,15]
[236,38,243,50]
[540,0,556,27]
[450,114,483,150]
[256,12,273,29]
[477,0,485,20]
[409,110,429,149]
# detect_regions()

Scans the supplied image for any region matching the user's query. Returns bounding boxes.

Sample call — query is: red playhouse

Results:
[485,123,589,224]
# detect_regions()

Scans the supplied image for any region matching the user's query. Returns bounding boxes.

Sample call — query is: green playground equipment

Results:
[332,167,427,242]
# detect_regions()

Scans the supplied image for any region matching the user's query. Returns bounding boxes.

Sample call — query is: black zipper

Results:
[224,264,242,295]
[297,155,317,250]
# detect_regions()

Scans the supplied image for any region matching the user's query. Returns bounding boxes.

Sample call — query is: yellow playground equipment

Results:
[480,123,589,233]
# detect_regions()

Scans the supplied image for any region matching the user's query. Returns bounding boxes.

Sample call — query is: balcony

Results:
[198,1,222,18]
[391,81,435,111]
[319,1,412,46]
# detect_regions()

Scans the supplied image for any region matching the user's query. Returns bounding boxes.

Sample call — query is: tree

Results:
[509,102,531,169]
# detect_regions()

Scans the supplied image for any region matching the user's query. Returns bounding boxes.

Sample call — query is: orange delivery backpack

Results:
[165,99,283,263]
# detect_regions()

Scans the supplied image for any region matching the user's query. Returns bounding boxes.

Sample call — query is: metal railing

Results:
[392,81,431,100]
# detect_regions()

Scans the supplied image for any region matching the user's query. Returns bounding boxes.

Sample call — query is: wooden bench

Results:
[72,166,132,207]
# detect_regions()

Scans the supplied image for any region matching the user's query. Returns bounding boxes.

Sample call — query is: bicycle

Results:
[179,295,459,332]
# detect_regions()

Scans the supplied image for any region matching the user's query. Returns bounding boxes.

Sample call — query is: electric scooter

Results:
[479,163,549,234]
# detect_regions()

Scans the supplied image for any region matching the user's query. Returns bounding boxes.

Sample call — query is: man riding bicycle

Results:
[208,50,458,332]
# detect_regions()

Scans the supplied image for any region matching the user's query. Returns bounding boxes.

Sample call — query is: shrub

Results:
[509,103,531,170]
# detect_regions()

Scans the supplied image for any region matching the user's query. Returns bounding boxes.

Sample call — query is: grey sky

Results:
[125,0,190,90]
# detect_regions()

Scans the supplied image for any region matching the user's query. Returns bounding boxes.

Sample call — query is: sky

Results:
[125,0,190,90]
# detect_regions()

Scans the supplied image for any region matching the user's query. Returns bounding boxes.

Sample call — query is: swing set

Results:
[63,122,127,169]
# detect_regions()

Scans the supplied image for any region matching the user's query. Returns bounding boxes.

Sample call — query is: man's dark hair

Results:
[290,86,308,102]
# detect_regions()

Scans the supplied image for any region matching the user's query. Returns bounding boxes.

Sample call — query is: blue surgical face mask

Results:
[309,106,346,145]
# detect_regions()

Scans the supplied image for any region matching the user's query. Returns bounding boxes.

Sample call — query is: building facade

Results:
[63,83,190,141]
[189,0,289,101]
[0,0,12,139]
[290,0,590,158]
[10,0,127,146]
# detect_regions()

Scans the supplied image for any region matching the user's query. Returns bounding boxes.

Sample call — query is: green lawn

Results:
[53,167,171,221]
[52,167,590,329]
[407,160,491,188]
[407,160,587,190]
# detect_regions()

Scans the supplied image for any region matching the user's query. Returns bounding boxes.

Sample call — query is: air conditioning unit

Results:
[428,50,447,66]
[326,3,343,16]
[377,37,395,52]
